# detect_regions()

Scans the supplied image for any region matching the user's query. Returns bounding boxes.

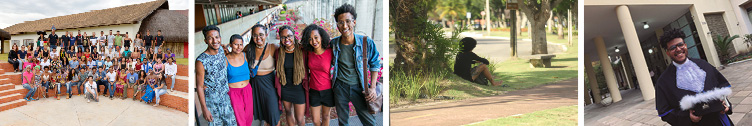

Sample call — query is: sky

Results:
[0,0,190,29]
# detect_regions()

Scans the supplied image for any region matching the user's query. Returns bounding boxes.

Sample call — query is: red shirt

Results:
[307,49,333,91]
[135,63,142,71]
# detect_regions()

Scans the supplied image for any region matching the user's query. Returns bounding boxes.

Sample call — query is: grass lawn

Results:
[437,33,578,99]
[175,58,188,65]
[0,53,6,62]
[464,105,578,126]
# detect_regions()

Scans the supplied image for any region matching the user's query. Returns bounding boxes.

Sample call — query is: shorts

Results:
[309,89,335,107]
[281,83,305,104]
[470,66,488,85]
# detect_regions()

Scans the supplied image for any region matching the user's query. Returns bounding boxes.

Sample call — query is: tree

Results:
[518,0,564,55]
[437,0,466,29]
[391,0,463,73]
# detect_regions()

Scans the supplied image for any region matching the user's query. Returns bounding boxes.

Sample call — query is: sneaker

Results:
[88,99,90,103]
[24,98,29,101]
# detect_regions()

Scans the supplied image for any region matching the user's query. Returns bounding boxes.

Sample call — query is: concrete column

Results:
[594,36,621,102]
[619,55,633,89]
[690,6,722,67]
[585,54,601,104]
[616,5,655,100]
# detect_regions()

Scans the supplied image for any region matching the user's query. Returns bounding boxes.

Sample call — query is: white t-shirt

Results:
[107,71,117,82]
[50,51,59,58]
[85,81,97,92]
[165,63,177,76]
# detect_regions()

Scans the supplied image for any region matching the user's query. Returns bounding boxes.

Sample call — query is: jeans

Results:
[23,83,36,99]
[17,59,26,70]
[109,81,116,97]
[168,75,175,90]
[155,88,168,101]
[86,91,98,102]
[333,80,377,126]
[42,82,51,93]
[67,81,81,96]
[8,59,18,71]
[56,82,62,94]
[50,45,57,50]
[97,80,108,95]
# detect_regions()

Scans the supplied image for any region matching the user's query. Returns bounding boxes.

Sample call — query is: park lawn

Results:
[176,58,188,65]
[464,105,578,126]
[440,33,578,99]
[0,54,6,62]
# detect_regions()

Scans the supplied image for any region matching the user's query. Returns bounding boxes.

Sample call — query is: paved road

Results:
[390,79,578,126]
[389,32,566,63]
[0,96,187,126]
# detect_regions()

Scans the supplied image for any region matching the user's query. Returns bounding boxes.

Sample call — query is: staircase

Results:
[0,63,190,113]
[0,62,27,112]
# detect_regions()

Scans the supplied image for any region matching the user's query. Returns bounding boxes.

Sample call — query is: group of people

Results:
[8,28,179,107]
[196,4,381,126]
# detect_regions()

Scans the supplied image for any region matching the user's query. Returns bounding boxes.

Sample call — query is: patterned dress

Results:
[197,47,237,126]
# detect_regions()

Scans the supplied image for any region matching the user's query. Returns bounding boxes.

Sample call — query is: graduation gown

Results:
[655,58,734,126]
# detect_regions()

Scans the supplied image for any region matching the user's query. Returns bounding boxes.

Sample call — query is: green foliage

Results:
[713,34,740,63]
[390,69,447,103]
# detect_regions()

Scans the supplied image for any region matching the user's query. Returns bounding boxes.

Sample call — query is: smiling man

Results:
[329,3,381,126]
[655,29,734,126]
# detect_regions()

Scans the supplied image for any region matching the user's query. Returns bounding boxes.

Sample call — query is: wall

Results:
[194,6,280,58]
[7,23,142,53]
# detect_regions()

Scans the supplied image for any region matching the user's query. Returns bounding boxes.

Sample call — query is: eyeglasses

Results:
[337,19,354,26]
[252,33,266,38]
[280,35,294,40]
[668,42,686,51]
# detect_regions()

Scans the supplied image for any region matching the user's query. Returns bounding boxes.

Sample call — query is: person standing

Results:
[223,34,254,126]
[276,25,307,126]
[302,24,335,126]
[155,30,164,51]
[49,29,59,50]
[196,25,237,126]
[144,30,153,52]
[655,29,734,126]
[243,24,281,126]
[330,4,381,126]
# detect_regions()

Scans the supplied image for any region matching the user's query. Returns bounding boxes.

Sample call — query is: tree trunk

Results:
[531,21,548,55]
[558,17,564,39]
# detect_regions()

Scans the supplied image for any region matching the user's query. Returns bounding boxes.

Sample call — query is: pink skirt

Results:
[228,83,253,126]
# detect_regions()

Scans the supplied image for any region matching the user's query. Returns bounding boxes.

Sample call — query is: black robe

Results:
[655,58,734,126]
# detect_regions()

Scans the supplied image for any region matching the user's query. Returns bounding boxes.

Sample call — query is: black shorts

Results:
[309,89,335,107]
[281,83,305,104]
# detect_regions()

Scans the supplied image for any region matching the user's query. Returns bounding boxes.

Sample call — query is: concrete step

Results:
[0,83,14,91]
[1,72,22,85]
[0,85,24,97]
[0,93,23,104]
[0,99,26,112]
[177,65,188,76]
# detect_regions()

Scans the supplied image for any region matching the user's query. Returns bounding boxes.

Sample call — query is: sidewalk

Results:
[585,60,752,125]
[390,78,577,126]
[0,96,187,126]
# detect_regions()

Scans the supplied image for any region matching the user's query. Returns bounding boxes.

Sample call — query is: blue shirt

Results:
[69,61,79,69]
[98,70,107,81]
[330,34,382,89]
[127,73,139,83]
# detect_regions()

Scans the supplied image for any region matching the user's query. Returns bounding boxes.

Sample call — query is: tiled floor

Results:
[585,60,752,125]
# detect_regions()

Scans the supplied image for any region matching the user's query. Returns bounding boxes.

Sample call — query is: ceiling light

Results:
[643,22,649,29]
[615,47,620,53]
[648,48,653,54]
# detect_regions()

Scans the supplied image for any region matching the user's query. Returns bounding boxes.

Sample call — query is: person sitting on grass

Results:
[453,37,505,86]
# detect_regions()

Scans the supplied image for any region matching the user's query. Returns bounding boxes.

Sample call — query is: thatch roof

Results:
[0,29,10,40]
[139,10,189,42]
[3,0,168,35]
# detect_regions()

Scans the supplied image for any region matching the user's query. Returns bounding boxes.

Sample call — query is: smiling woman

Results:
[0,0,190,125]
